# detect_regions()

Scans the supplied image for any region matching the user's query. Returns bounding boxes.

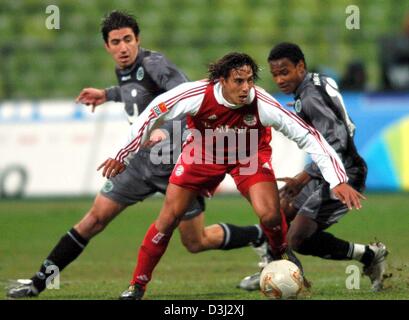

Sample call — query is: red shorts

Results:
[169,148,275,196]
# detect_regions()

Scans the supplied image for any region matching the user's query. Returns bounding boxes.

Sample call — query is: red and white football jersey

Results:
[184,82,271,164]
[112,80,347,189]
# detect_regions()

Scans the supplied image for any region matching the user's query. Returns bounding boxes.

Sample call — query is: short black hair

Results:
[267,42,307,68]
[101,10,140,43]
[208,52,259,82]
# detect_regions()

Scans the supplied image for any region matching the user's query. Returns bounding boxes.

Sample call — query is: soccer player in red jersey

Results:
[99,52,364,299]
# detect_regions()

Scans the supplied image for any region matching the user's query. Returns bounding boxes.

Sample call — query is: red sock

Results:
[131,223,172,288]
[260,209,288,257]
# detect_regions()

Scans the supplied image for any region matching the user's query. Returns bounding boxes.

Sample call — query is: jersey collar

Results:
[294,72,311,99]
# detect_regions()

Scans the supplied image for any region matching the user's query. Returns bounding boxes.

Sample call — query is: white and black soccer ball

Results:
[259,260,304,299]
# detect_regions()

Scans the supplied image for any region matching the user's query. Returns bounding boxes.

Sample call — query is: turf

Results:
[1,193,408,300]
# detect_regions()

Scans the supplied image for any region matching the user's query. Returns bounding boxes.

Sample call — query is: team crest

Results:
[175,165,184,177]
[243,114,257,126]
[294,99,302,113]
[136,66,144,81]
[102,180,114,193]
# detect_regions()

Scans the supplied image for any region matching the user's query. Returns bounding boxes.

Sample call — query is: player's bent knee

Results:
[179,230,206,253]
[77,209,111,238]
[252,202,280,226]
[182,240,204,254]
[259,210,281,228]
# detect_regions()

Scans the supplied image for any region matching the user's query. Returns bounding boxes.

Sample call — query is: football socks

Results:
[296,231,351,260]
[131,223,171,288]
[31,227,88,292]
[218,223,264,250]
[260,210,288,257]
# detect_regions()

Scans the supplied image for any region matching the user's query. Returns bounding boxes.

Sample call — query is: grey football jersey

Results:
[293,73,367,189]
[104,47,188,172]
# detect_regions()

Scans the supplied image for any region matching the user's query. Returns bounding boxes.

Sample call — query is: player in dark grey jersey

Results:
[7,11,265,300]
[239,42,388,292]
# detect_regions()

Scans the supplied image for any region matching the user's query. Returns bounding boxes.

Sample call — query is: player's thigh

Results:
[156,183,199,233]
[287,214,319,247]
[294,179,348,230]
[247,181,280,224]
[75,193,126,237]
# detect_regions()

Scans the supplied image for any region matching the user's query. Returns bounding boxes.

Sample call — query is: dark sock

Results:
[360,245,375,267]
[31,227,88,292]
[296,231,351,260]
[218,223,263,250]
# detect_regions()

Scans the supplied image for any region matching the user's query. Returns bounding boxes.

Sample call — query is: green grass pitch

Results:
[1,193,408,300]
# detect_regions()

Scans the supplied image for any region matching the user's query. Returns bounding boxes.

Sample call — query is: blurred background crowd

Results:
[1,0,409,100]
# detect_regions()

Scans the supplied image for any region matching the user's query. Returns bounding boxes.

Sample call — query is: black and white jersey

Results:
[104,47,188,171]
[293,73,367,189]
[105,47,188,123]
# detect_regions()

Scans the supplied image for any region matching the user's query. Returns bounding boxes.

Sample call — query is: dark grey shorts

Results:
[293,178,349,229]
[100,153,205,220]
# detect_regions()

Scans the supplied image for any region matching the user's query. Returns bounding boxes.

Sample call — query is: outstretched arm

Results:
[98,81,208,178]
[76,86,122,112]
[76,88,109,112]
[257,87,365,209]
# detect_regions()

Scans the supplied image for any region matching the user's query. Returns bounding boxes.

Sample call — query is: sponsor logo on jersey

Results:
[312,73,321,86]
[175,165,184,176]
[243,114,257,126]
[215,125,247,134]
[121,75,131,81]
[136,66,144,81]
[294,99,302,113]
[152,102,168,117]
[102,180,114,193]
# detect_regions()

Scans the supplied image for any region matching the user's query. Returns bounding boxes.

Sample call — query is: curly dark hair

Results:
[101,10,140,43]
[208,52,259,82]
[267,42,307,68]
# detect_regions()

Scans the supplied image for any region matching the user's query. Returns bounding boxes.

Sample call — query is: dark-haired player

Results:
[99,51,364,299]
[7,11,266,299]
[239,42,388,292]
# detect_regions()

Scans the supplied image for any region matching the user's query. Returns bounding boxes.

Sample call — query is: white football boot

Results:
[363,242,388,292]
[6,279,39,299]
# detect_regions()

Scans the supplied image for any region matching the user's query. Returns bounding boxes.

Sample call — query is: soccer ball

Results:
[259,260,304,299]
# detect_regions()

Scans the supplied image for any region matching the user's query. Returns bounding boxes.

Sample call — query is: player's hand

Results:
[76,88,107,112]
[143,129,167,148]
[331,183,366,210]
[277,177,303,199]
[97,158,125,178]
